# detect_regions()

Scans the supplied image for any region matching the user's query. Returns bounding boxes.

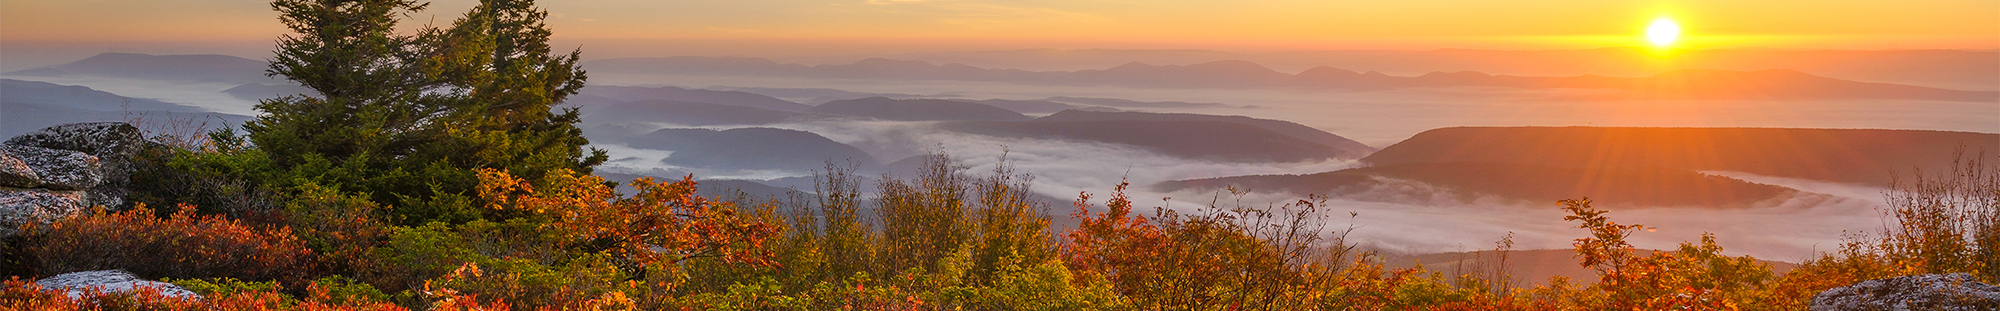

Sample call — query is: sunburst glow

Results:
[1647,18,1682,47]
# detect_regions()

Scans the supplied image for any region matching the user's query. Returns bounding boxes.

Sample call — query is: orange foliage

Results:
[1061,182,1166,292]
[1,276,408,311]
[24,203,313,283]
[475,168,778,269]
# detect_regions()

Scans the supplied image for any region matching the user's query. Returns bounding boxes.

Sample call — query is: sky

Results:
[3,0,1995,53]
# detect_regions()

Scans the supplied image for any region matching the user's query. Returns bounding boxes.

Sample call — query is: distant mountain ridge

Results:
[579,85,812,112]
[584,56,1997,102]
[625,128,879,173]
[585,100,819,126]
[1035,110,1376,157]
[809,97,1031,122]
[1159,162,1801,208]
[1,79,251,136]
[942,120,1360,163]
[1361,127,2000,186]
[5,53,272,83]
[1161,127,2000,208]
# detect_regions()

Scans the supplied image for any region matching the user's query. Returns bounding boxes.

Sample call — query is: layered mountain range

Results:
[585,57,1998,102]
[1162,127,2000,208]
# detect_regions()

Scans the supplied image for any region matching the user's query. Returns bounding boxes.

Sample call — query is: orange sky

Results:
[2,0,1996,53]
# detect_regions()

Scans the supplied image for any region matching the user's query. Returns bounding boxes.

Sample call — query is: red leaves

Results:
[476,168,778,270]
[26,203,313,283]
[1062,182,1166,289]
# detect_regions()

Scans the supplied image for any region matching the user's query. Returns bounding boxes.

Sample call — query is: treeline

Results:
[3,0,1996,310]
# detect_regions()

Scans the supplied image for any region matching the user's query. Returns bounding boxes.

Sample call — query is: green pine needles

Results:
[248,0,605,226]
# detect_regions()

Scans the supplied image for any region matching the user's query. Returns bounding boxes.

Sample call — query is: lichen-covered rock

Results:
[1811,273,2000,311]
[0,145,100,190]
[5,122,145,158]
[0,188,86,237]
[0,148,39,187]
[6,122,142,207]
[33,270,201,300]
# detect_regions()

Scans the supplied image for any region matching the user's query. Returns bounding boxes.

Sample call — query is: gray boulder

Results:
[0,148,38,187]
[0,145,101,190]
[0,188,86,236]
[6,122,142,207]
[1811,273,2000,311]
[5,122,145,157]
[34,270,201,300]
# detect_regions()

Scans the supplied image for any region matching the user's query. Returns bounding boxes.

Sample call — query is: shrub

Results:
[24,203,313,284]
[1064,183,1364,310]
[476,168,778,273]
[122,128,281,220]
[167,277,282,297]
[282,184,393,281]
[3,276,410,311]
[1880,151,1998,282]
[1558,198,1774,310]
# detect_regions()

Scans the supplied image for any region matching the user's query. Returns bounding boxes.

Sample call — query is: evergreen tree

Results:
[248,0,603,225]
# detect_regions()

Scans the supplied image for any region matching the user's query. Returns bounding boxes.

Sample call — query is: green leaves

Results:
[252,0,602,227]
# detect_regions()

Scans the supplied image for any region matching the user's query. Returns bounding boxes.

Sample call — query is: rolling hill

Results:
[1036,110,1376,158]
[1,79,250,136]
[809,97,1031,122]
[583,100,819,126]
[942,120,1358,163]
[625,128,878,172]
[5,53,271,83]
[1361,127,2000,186]
[1159,162,1800,208]
[580,85,812,112]
[1162,126,1998,208]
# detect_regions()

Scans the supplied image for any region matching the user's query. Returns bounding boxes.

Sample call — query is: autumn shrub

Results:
[478,168,777,271]
[1553,198,1775,310]
[364,219,623,310]
[419,263,635,311]
[2,276,410,311]
[963,158,1059,288]
[1064,183,1366,310]
[23,203,313,284]
[471,168,781,309]
[282,185,393,281]
[877,154,974,277]
[167,277,283,297]
[1880,151,1998,282]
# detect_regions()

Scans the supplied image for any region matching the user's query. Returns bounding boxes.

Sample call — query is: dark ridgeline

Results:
[626,127,879,172]
[808,97,1032,122]
[4,53,273,83]
[1164,127,2000,208]
[0,79,251,136]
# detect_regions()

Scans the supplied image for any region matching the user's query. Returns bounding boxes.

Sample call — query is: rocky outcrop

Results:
[0,122,142,237]
[0,145,102,190]
[7,122,143,207]
[1811,273,2000,311]
[0,188,86,237]
[33,270,201,300]
[0,149,37,187]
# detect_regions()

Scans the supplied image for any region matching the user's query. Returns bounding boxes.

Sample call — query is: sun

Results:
[1646,18,1681,47]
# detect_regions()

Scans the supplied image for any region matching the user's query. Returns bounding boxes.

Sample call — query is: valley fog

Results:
[4,62,1992,263]
[592,73,2000,147]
